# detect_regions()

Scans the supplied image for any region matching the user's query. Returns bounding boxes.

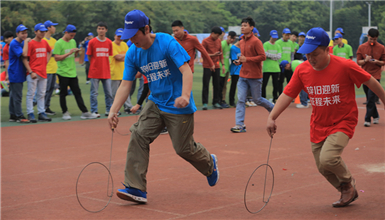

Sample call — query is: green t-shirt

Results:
[262,41,281,73]
[291,60,303,72]
[53,38,77,77]
[220,40,231,77]
[333,44,353,59]
[276,39,294,63]
[293,41,299,51]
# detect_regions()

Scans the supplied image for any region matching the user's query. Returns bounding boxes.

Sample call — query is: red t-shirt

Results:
[27,39,51,78]
[283,55,371,143]
[3,44,9,61]
[0,71,5,89]
[86,37,113,79]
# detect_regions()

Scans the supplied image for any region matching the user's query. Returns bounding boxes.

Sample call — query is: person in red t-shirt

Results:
[267,27,385,208]
[2,31,14,81]
[87,22,113,117]
[23,23,52,122]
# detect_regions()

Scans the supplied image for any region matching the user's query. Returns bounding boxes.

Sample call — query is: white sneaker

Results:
[245,101,251,107]
[92,112,101,118]
[249,101,257,107]
[364,121,371,127]
[81,112,97,119]
[86,81,90,84]
[373,117,379,124]
[62,111,71,120]
[296,104,309,108]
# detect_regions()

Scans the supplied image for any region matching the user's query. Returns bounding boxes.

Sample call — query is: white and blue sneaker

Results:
[116,183,147,203]
[207,154,219,187]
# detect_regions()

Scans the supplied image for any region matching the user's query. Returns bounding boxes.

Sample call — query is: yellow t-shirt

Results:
[110,41,129,80]
[43,37,58,74]
[329,38,348,47]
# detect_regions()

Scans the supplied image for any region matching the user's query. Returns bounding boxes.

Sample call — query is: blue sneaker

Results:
[207,154,219,186]
[116,183,147,203]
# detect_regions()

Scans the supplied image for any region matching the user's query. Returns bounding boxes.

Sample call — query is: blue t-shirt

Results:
[8,39,26,83]
[230,45,241,76]
[83,40,90,62]
[123,33,196,115]
[127,40,133,47]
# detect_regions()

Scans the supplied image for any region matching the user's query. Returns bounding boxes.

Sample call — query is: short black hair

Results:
[3,31,14,39]
[368,28,379,38]
[97,22,108,29]
[138,18,152,35]
[171,20,184,27]
[211,26,222,35]
[241,16,255,28]
[228,31,236,38]
[291,31,299,37]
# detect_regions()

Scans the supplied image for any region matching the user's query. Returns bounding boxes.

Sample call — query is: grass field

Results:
[1,62,384,123]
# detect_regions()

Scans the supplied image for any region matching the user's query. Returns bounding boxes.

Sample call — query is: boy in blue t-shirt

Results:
[8,24,31,123]
[107,10,219,204]
[229,36,242,107]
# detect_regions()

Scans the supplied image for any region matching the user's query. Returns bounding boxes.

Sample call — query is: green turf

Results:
[1,63,384,126]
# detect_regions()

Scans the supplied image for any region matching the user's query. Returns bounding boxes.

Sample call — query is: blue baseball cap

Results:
[16,24,28,33]
[335,27,344,34]
[283,28,291,34]
[184,29,189,34]
[253,27,260,37]
[64,24,76,33]
[270,30,279,39]
[88,32,94,36]
[122,9,149,40]
[44,20,58,28]
[333,33,343,40]
[220,27,225,33]
[280,60,290,73]
[299,32,306,37]
[115,28,123,36]
[297,27,330,54]
[34,23,48,32]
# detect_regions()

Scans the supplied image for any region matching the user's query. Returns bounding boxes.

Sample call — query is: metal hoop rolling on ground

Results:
[76,162,114,213]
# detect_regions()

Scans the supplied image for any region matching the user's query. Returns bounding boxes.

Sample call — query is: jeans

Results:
[26,75,47,114]
[364,79,380,122]
[299,90,308,106]
[9,82,24,117]
[45,74,56,109]
[262,72,279,102]
[110,80,133,109]
[235,77,274,126]
[202,68,221,105]
[90,78,113,113]
[58,75,88,113]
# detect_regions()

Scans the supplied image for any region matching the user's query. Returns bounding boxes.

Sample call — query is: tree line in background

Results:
[2,1,385,55]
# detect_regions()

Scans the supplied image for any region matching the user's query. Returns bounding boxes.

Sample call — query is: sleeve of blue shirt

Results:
[166,36,190,68]
[11,40,24,57]
[122,47,138,81]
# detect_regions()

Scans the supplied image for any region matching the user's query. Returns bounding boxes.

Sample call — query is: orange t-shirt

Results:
[202,35,223,69]
[87,37,113,79]
[27,39,52,78]
[284,55,371,143]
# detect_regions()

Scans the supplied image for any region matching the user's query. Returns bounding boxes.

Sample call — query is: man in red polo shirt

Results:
[87,22,113,117]
[201,26,225,110]
[171,20,214,74]
[231,17,274,133]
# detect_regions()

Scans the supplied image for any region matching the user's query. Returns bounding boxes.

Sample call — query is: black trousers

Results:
[58,75,88,113]
[229,75,239,106]
[364,79,380,102]
[262,72,280,102]
[364,79,380,122]
[85,61,90,81]
[278,69,293,95]
[202,68,220,105]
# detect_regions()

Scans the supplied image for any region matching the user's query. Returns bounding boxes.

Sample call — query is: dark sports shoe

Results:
[160,127,168,135]
[213,103,223,109]
[202,104,208,110]
[16,115,30,123]
[207,154,219,187]
[45,107,56,115]
[28,113,37,123]
[117,183,147,203]
[9,114,17,122]
[124,108,132,114]
[230,125,246,133]
[220,101,230,108]
[38,112,52,122]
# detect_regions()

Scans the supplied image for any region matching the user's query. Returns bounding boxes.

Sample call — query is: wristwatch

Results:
[29,71,33,74]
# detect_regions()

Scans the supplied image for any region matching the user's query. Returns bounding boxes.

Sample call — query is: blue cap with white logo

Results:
[335,27,344,34]
[297,27,330,54]
[270,30,279,39]
[115,28,124,36]
[34,23,48,32]
[122,9,149,40]
[44,20,58,28]
[299,32,306,37]
[282,28,291,34]
[334,33,343,40]
[16,24,28,33]
[64,24,76,33]
[253,27,260,37]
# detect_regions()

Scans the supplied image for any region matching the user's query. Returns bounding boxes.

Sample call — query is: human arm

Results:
[174,63,193,108]
[47,50,52,63]
[108,80,134,129]
[22,38,31,57]
[4,60,9,80]
[114,54,125,61]
[195,38,215,71]
[54,48,79,61]
[131,83,150,113]
[266,93,294,137]
[363,76,385,107]
[22,57,37,79]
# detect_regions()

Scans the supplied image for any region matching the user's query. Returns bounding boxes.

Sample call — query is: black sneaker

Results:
[213,103,223,109]
[160,127,168,135]
[38,112,52,122]
[220,101,230,108]
[16,115,30,123]
[33,101,37,106]
[45,107,56,115]
[9,114,17,122]
[124,108,132,114]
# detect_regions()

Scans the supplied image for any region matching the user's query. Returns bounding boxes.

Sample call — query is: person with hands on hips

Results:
[108,9,219,204]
